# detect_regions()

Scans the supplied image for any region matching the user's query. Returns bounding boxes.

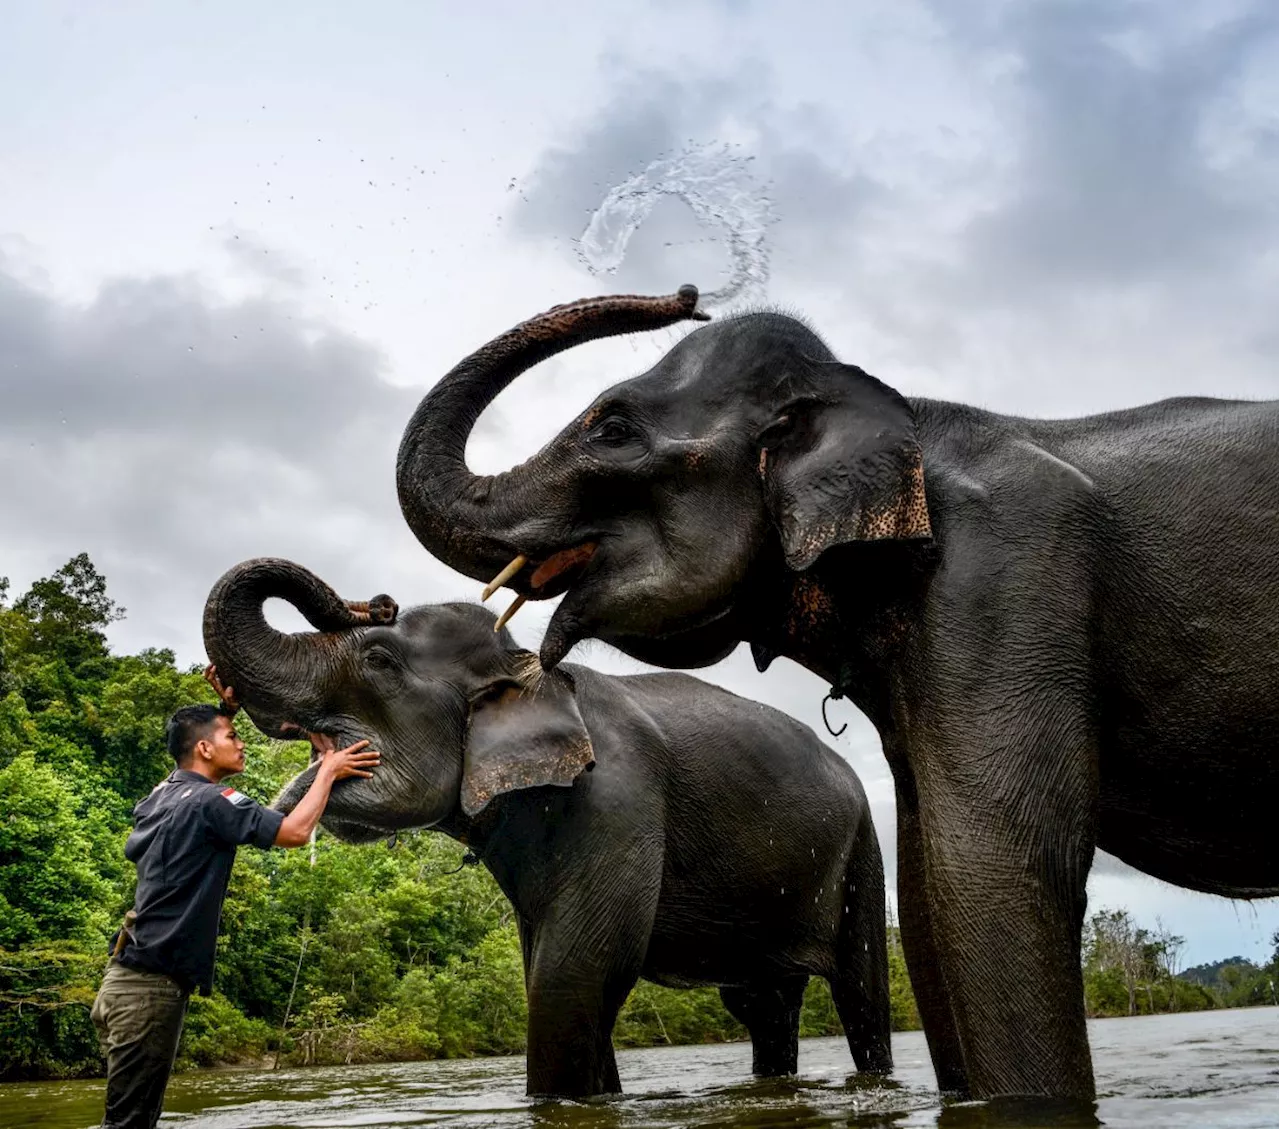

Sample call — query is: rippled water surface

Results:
[3,1007,1274,1129]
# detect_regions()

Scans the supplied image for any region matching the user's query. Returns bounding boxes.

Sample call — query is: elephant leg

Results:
[515,913,534,993]
[523,854,661,1099]
[719,978,807,1076]
[830,818,892,1075]
[526,961,634,1097]
[896,794,969,1094]
[917,726,1097,1101]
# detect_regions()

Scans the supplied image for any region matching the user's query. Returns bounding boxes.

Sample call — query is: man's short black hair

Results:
[166,704,231,766]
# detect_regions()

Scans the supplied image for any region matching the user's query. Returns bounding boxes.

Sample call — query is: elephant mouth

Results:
[272,722,375,802]
[318,813,394,844]
[480,535,747,669]
[481,540,600,631]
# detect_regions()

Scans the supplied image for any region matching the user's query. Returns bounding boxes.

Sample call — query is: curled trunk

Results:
[202,558,396,732]
[396,285,709,583]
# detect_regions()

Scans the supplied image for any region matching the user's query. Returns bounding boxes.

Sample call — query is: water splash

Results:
[576,142,775,312]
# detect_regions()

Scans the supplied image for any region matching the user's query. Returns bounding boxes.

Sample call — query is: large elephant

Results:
[202,557,893,1099]
[392,285,1279,1103]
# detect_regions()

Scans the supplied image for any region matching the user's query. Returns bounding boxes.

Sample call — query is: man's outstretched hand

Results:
[203,664,239,715]
[273,734,381,849]
[310,732,380,780]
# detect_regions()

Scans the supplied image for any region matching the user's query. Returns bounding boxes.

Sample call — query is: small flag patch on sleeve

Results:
[220,788,253,806]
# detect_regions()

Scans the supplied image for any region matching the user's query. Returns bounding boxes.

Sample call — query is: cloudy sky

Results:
[2,0,1275,965]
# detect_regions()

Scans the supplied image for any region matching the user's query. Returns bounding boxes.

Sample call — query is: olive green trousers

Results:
[90,959,190,1129]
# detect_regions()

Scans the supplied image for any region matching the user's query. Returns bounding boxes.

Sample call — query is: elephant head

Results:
[202,558,594,842]
[396,286,933,672]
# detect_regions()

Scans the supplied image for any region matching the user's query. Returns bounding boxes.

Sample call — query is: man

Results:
[89,666,378,1129]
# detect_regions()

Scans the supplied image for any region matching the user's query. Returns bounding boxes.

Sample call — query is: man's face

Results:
[195,716,246,777]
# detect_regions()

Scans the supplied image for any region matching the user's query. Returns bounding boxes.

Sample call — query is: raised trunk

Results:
[396,285,708,584]
[202,558,396,732]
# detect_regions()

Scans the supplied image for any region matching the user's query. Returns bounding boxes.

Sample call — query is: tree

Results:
[12,554,123,676]
[1083,908,1147,1016]
[1148,918,1185,1013]
[0,752,111,947]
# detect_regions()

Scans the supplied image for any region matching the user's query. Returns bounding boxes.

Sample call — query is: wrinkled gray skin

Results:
[393,286,1279,1106]
[202,557,892,1100]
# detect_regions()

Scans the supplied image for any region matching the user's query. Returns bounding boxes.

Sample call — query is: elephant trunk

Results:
[202,558,397,734]
[395,285,709,585]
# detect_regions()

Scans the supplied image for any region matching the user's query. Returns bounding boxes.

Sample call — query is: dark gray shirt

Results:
[116,768,285,994]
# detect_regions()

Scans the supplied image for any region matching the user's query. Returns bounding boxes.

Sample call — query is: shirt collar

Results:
[168,768,215,786]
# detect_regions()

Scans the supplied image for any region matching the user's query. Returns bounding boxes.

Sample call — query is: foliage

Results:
[0,944,104,1080]
[1082,909,1275,1018]
[177,992,275,1069]
[0,752,112,948]
[1180,934,1278,1009]
[0,557,1262,1081]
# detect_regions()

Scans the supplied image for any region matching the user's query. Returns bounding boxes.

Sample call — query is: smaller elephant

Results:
[203,557,893,1098]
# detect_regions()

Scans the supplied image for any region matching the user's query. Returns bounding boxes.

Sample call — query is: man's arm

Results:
[274,739,379,847]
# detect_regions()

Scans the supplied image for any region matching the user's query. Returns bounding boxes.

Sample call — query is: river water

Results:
[3,1008,1274,1129]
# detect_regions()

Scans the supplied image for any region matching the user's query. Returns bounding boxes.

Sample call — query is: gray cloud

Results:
[0,260,406,442]
[0,252,444,661]
[952,0,1277,293]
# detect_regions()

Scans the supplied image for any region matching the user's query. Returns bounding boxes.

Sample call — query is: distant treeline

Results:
[1180,955,1279,1004]
[1081,907,1276,1019]
[0,557,1272,1081]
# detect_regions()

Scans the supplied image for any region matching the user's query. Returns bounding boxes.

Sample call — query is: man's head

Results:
[166,704,245,779]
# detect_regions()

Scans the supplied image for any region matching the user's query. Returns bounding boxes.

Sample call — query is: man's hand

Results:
[203,664,239,715]
[312,734,381,780]
[273,735,381,848]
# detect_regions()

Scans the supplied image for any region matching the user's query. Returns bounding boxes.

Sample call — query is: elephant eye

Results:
[364,648,398,672]
[590,417,639,446]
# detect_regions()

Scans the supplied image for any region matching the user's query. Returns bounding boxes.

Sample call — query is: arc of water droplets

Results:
[576,142,776,313]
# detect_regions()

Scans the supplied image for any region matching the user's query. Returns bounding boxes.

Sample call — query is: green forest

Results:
[0,556,1274,1082]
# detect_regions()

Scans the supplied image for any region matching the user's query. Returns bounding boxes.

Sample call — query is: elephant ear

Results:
[760,362,932,571]
[459,665,595,817]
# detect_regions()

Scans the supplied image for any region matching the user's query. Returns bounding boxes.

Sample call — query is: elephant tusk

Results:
[481,555,528,602]
[494,594,527,633]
